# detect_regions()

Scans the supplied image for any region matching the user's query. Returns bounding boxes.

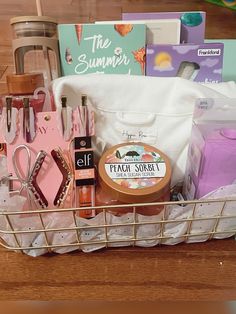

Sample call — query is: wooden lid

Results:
[7,73,44,95]
[98,142,172,204]
[10,16,57,25]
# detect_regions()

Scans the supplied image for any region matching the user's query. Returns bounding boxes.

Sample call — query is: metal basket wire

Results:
[0,197,236,255]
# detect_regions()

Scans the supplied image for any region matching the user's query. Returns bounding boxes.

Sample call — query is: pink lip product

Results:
[74,136,96,218]
[73,94,96,218]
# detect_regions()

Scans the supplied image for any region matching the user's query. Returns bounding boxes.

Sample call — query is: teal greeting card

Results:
[58,24,146,76]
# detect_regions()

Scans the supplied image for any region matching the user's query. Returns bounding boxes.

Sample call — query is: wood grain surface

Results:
[0,238,236,300]
[1,0,236,301]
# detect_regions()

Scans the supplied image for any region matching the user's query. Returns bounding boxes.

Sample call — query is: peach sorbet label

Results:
[104,144,166,189]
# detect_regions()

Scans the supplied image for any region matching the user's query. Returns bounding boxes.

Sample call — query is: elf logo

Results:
[197,49,221,56]
[75,150,94,169]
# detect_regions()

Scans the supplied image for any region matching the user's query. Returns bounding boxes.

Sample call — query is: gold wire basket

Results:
[0,197,236,255]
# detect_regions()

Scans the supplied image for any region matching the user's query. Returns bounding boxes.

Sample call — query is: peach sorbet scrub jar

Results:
[97,142,172,215]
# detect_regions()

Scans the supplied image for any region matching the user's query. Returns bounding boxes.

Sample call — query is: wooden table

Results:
[1,0,236,301]
[0,238,236,300]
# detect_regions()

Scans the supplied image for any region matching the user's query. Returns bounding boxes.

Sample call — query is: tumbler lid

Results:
[10,16,57,25]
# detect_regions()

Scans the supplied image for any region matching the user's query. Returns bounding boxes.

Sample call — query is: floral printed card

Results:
[58,24,146,76]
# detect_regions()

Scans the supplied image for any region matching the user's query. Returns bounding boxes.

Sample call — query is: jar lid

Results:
[7,73,44,95]
[10,16,57,25]
[98,142,172,204]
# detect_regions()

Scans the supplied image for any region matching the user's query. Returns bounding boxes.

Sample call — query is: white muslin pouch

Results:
[52,74,236,186]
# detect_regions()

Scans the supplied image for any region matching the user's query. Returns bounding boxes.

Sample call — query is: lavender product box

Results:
[146,43,224,83]
[183,98,236,200]
[123,11,206,44]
